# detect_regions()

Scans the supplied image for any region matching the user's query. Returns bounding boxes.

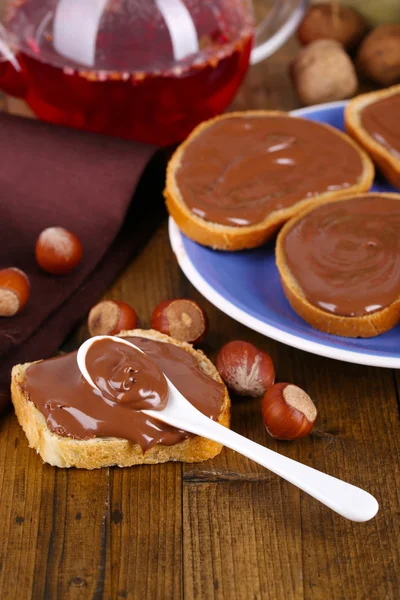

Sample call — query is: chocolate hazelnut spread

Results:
[283,195,400,317]
[361,94,400,159]
[84,338,169,410]
[23,336,224,451]
[176,115,364,227]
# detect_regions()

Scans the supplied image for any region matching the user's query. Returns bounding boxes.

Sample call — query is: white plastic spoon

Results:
[77,336,379,522]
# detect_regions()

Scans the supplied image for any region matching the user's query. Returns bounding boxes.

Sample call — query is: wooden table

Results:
[0,34,399,600]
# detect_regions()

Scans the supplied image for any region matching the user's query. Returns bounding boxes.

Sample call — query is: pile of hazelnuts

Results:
[88,297,318,442]
[0,226,83,317]
[0,225,317,441]
[292,2,400,106]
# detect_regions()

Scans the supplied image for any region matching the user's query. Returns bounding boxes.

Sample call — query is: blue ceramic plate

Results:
[169,101,400,368]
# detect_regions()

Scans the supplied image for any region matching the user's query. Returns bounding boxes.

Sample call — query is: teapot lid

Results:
[4,0,253,75]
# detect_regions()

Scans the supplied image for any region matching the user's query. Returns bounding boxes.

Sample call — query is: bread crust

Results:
[11,329,231,469]
[165,110,375,251]
[275,193,400,338]
[345,85,400,190]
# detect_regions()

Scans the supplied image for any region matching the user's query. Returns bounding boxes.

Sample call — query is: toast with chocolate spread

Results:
[345,85,400,190]
[165,111,374,251]
[276,193,400,338]
[11,329,230,469]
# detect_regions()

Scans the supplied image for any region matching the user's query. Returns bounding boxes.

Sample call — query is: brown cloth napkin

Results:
[0,113,162,413]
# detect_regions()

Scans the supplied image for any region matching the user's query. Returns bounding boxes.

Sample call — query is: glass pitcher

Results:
[0,0,307,146]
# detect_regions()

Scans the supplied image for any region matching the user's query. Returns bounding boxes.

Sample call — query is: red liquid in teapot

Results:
[2,1,253,146]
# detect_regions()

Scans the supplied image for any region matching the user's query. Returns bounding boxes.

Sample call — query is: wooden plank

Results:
[0,224,185,600]
[296,355,400,600]
[0,413,112,599]
[183,479,303,600]
[109,463,182,600]
[98,225,184,600]
[0,412,184,599]
[2,223,398,599]
[183,343,400,600]
[0,414,46,599]
[102,221,400,600]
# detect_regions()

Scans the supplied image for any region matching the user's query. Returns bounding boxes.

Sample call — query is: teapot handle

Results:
[250,0,308,65]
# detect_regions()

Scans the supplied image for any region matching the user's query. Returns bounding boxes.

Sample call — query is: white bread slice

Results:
[275,193,400,338]
[165,110,375,251]
[11,329,230,469]
[345,85,400,190]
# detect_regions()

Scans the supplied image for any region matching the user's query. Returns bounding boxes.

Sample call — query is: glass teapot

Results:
[0,0,307,145]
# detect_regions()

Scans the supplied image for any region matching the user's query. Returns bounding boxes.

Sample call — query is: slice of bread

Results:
[165,111,374,251]
[345,85,400,190]
[11,329,231,469]
[276,193,400,338]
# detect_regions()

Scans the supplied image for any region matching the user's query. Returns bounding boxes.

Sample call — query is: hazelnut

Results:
[0,267,30,316]
[356,25,400,86]
[298,3,367,50]
[151,299,207,344]
[88,300,138,336]
[216,341,275,397]
[261,383,317,440]
[291,39,358,106]
[35,226,83,275]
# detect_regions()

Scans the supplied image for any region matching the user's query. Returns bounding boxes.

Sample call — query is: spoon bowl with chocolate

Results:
[75,335,378,522]
[165,111,375,251]
[276,193,400,338]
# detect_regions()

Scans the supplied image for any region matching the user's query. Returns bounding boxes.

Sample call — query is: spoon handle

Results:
[145,395,378,523]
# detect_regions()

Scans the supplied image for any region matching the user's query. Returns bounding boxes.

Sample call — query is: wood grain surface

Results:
[0,19,399,600]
